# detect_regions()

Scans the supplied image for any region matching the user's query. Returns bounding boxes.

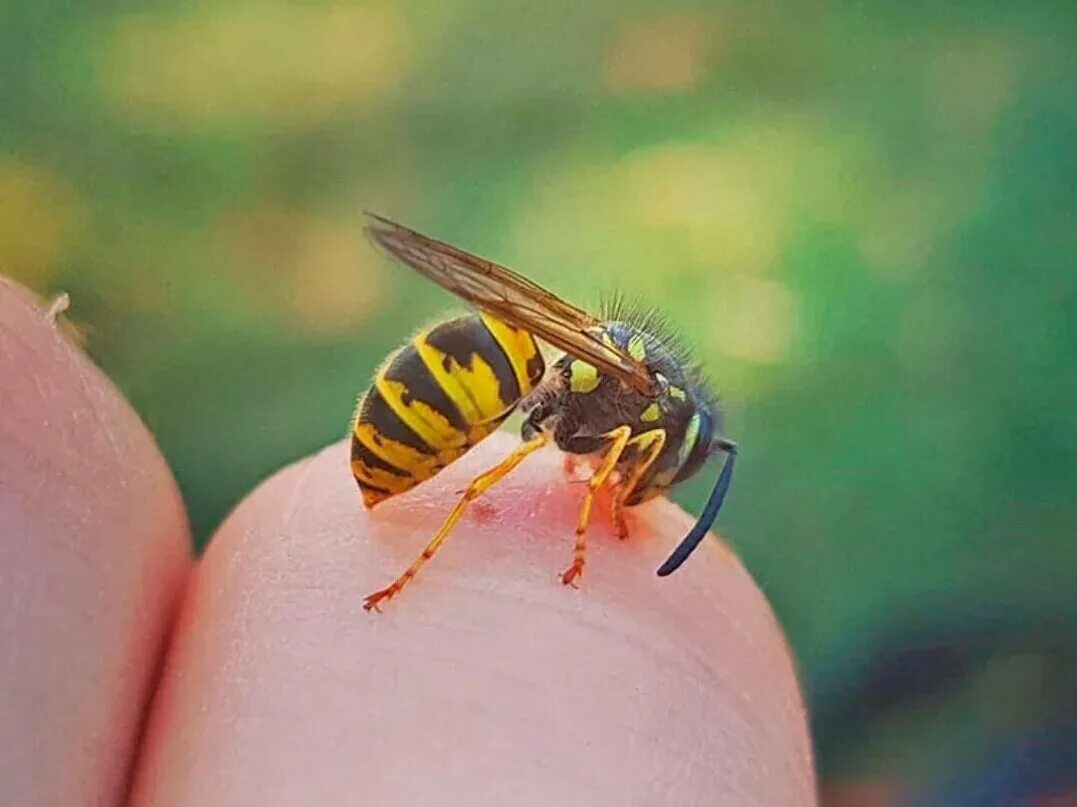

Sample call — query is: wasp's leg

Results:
[561,425,633,587]
[610,429,667,540]
[363,432,549,612]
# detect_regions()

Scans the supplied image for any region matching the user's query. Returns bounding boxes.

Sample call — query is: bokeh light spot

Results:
[0,160,84,288]
[618,140,789,274]
[98,3,409,133]
[221,209,387,337]
[711,275,796,365]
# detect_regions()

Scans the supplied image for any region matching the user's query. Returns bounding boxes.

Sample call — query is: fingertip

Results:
[134,433,813,804]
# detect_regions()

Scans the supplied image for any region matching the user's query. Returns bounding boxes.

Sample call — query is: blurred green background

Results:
[3,1,1075,801]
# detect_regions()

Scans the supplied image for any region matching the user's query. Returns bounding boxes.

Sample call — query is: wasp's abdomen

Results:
[351,313,544,507]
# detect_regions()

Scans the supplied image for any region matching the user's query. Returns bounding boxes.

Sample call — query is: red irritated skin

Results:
[0,277,814,806]
[132,434,816,806]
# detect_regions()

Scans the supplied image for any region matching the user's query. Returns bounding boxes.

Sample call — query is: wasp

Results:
[353,214,737,611]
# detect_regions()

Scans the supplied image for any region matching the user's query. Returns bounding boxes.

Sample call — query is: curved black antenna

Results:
[656,439,737,576]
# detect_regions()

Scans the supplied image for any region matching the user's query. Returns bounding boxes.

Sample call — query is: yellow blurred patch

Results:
[619,140,793,275]
[513,131,801,287]
[221,208,386,337]
[709,275,796,365]
[510,123,880,390]
[98,4,408,132]
[603,13,719,94]
[0,160,84,288]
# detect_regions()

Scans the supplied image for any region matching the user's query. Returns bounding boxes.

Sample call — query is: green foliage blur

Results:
[3,1,1075,797]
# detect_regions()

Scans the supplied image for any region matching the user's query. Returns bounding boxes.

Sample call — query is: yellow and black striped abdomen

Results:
[351,313,545,507]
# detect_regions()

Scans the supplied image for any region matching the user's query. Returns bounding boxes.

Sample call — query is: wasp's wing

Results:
[365,213,656,395]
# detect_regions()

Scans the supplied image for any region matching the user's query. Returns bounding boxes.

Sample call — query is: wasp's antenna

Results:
[656,439,737,576]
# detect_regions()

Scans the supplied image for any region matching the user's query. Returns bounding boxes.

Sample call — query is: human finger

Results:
[133,432,814,805]
[0,279,192,806]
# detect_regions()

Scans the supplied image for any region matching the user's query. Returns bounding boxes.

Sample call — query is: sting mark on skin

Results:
[473,500,497,522]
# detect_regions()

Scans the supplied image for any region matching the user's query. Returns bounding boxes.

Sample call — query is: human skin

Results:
[0,278,816,805]
[0,279,191,804]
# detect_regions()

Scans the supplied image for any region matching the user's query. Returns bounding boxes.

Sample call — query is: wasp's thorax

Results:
[522,319,718,504]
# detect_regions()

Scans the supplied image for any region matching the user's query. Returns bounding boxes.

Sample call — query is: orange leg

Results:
[561,425,633,587]
[611,429,667,540]
[363,432,549,612]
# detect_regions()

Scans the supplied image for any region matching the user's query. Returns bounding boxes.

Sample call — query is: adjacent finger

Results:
[0,279,192,806]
